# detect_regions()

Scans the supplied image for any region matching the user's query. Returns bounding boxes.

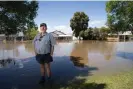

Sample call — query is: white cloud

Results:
[89,20,106,28]
[38,20,107,33]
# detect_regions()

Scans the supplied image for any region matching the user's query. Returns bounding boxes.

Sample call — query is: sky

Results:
[34,1,107,34]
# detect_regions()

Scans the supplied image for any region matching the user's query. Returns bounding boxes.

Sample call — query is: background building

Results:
[50,30,73,40]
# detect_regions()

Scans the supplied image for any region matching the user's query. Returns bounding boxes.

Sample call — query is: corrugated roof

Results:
[50,32,59,37]
[52,30,66,35]
[58,35,72,37]
[108,31,132,35]
[50,30,72,37]
[118,31,132,35]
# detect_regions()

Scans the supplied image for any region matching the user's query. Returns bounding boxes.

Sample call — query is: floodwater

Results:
[0,41,133,89]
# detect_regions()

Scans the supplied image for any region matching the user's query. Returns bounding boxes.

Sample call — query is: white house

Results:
[108,31,133,41]
[0,31,24,41]
[0,34,6,41]
[50,30,73,40]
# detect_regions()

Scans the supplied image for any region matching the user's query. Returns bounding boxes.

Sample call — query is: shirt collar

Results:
[39,32,47,37]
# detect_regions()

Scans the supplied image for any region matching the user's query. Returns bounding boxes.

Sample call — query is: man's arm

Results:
[49,33,56,56]
[32,35,37,55]
[50,46,54,56]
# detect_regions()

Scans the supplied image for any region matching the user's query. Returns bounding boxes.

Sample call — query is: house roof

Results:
[118,31,132,35]
[58,35,72,37]
[50,32,59,37]
[52,30,66,35]
[108,31,132,36]
[50,30,73,37]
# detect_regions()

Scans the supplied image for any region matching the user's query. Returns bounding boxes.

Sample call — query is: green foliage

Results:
[79,30,84,38]
[84,30,89,37]
[92,27,99,40]
[99,27,110,40]
[70,12,89,37]
[106,1,133,34]
[79,27,110,40]
[0,1,38,35]
[24,27,38,40]
[100,27,110,33]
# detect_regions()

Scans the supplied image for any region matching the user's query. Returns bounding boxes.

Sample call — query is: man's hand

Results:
[50,46,54,56]
[50,53,53,56]
[35,52,37,55]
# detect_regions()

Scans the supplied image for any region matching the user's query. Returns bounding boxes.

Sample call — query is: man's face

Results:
[40,26,47,33]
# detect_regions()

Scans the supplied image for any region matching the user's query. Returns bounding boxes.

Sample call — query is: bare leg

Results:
[45,63,51,78]
[40,64,45,76]
[39,64,45,84]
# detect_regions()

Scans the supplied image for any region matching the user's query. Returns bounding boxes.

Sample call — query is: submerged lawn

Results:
[86,70,133,89]
[43,70,133,89]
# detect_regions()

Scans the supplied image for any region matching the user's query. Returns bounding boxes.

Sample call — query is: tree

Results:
[106,1,133,34]
[93,27,100,40]
[79,28,94,40]
[100,27,110,33]
[78,27,110,40]
[79,30,84,40]
[24,27,38,40]
[70,12,89,37]
[0,1,38,35]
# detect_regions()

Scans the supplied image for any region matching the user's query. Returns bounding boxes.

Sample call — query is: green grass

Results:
[85,70,133,89]
[40,70,133,89]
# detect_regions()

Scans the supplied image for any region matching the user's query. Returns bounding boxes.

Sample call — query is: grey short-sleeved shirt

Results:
[32,32,56,54]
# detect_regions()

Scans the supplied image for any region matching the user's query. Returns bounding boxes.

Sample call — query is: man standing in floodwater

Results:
[32,23,56,84]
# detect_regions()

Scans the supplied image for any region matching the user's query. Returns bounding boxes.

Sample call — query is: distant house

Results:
[108,31,133,41]
[118,31,132,41]
[50,30,73,40]
[16,31,24,41]
[0,34,6,41]
[0,31,24,41]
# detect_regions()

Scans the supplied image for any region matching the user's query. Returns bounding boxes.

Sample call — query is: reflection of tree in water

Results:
[70,41,116,67]
[87,41,116,60]
[0,42,21,58]
[70,41,89,67]
[14,48,19,57]
[0,58,24,68]
[80,41,116,60]
[0,42,22,68]
[0,58,15,68]
[0,42,21,50]
[70,56,86,68]
[24,42,34,54]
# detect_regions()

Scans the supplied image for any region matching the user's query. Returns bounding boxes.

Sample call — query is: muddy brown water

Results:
[0,41,133,89]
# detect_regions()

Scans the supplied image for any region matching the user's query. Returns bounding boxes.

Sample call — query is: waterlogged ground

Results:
[0,41,133,89]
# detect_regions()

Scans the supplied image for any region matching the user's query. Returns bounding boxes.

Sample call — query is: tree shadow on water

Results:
[70,56,86,68]
[41,78,106,89]
[67,79,106,89]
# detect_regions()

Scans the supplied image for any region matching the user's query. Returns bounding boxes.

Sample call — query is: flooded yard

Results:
[0,41,133,89]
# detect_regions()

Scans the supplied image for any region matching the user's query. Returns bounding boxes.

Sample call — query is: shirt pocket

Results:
[43,38,49,44]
